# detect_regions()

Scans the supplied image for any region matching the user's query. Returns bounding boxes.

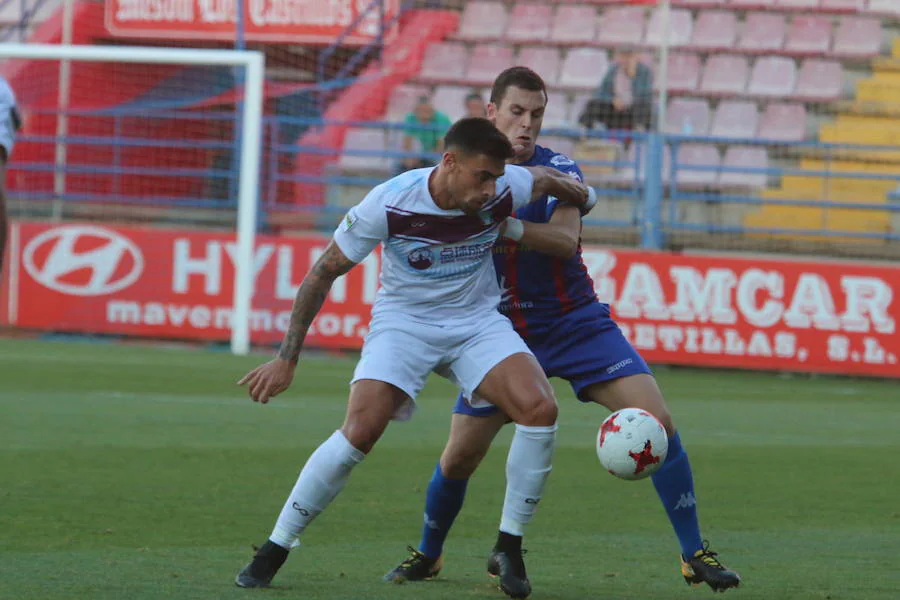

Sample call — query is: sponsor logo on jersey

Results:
[407,247,434,270]
[440,241,493,264]
[23,225,144,296]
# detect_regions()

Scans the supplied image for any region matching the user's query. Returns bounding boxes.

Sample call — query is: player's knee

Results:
[516,393,558,427]
[340,420,382,455]
[440,445,485,479]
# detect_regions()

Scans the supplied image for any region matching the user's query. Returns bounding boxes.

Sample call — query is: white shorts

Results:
[351,310,533,421]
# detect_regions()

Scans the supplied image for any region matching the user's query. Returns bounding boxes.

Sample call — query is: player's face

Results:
[444,151,506,215]
[488,86,546,163]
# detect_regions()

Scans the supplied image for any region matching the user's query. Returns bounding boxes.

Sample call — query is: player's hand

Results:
[237,358,296,404]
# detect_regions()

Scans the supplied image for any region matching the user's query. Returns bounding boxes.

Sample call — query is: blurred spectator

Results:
[464,92,486,118]
[579,47,653,131]
[400,96,452,172]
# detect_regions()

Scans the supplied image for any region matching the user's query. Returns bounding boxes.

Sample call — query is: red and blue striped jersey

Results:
[495,145,602,337]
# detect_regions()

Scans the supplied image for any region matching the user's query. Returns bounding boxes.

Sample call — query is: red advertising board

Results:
[2,221,898,378]
[105,0,400,44]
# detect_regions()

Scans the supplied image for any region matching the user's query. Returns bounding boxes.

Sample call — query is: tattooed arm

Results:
[238,240,357,404]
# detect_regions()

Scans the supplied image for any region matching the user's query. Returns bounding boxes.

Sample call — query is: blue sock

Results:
[418,463,469,559]
[651,432,703,557]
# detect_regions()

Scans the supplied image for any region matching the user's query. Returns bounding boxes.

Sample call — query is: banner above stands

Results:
[105,0,400,44]
[2,222,898,379]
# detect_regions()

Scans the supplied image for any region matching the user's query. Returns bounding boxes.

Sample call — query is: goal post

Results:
[0,43,265,356]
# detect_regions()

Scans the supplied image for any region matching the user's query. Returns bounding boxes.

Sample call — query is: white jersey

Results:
[333,165,535,322]
[0,76,18,159]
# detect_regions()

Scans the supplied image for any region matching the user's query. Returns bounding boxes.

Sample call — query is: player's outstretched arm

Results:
[238,240,357,404]
[502,205,581,259]
[524,166,596,212]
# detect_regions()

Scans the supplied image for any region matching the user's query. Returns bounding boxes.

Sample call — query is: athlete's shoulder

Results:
[374,167,431,207]
[534,144,582,179]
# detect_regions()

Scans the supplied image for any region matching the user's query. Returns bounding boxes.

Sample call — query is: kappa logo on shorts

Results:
[407,247,434,270]
[606,358,634,375]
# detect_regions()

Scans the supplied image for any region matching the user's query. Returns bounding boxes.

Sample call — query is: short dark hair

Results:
[490,66,547,107]
[443,117,514,162]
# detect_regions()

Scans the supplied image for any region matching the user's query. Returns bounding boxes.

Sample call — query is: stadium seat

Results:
[675,144,721,187]
[784,16,832,56]
[867,0,900,16]
[689,11,738,52]
[700,55,750,96]
[832,17,882,58]
[646,8,693,48]
[612,141,672,186]
[665,98,711,135]
[506,3,554,44]
[759,102,807,141]
[738,13,786,54]
[456,1,508,42]
[727,0,775,7]
[465,44,515,86]
[431,86,479,123]
[662,53,702,94]
[543,91,571,128]
[550,5,597,45]
[595,6,645,47]
[570,92,592,126]
[777,0,821,10]
[558,48,609,90]
[517,47,562,86]
[747,56,797,98]
[794,59,843,102]
[719,146,769,188]
[385,84,431,121]
[821,0,865,11]
[711,101,759,139]
[419,42,468,83]
[338,128,390,174]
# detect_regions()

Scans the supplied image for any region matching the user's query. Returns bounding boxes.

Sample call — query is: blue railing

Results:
[8,110,900,252]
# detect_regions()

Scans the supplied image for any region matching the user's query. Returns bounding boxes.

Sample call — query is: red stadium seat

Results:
[456,1,508,42]
[543,91,571,128]
[432,85,479,122]
[759,102,807,141]
[777,0,821,10]
[506,3,554,44]
[689,11,738,52]
[595,6,645,47]
[646,8,693,48]
[794,59,843,102]
[385,84,430,121]
[339,128,390,174]
[517,47,562,86]
[419,42,468,83]
[711,101,759,139]
[738,13,786,54]
[700,55,750,96]
[465,44,516,86]
[832,17,882,58]
[747,56,797,98]
[719,146,769,188]
[784,16,832,57]
[676,144,721,187]
[558,48,609,90]
[662,53,702,94]
[550,5,598,45]
[665,98,712,135]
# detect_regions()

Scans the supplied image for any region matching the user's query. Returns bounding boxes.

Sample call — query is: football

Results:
[596,408,669,481]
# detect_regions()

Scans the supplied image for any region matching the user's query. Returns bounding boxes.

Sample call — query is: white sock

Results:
[499,423,557,537]
[269,430,365,549]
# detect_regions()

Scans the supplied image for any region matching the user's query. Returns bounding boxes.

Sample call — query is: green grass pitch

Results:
[1,338,898,600]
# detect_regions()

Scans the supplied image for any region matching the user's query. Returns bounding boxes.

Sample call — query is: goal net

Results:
[0,43,264,355]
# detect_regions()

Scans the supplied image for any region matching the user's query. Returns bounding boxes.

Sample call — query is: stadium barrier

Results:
[3,220,897,379]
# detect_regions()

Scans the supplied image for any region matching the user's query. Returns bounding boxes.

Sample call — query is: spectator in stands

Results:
[464,92,486,118]
[0,75,20,277]
[579,46,653,131]
[399,96,452,172]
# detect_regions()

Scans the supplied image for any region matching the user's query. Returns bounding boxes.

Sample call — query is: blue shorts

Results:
[453,303,652,417]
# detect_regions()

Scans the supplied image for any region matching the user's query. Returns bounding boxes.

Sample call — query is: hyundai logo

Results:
[23,225,144,296]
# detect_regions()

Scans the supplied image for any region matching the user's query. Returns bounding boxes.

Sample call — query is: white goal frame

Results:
[0,43,265,355]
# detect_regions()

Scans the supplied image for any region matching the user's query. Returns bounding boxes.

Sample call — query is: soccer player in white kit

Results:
[234,117,595,589]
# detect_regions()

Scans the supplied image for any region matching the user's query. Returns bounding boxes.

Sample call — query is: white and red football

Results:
[596,408,669,481]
